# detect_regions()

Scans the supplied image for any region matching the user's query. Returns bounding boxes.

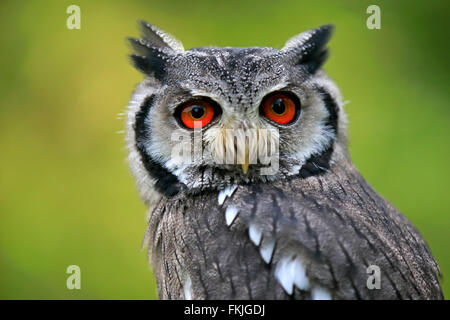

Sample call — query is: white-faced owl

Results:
[125,22,443,300]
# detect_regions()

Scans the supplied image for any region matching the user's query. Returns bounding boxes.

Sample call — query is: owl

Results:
[125,21,443,300]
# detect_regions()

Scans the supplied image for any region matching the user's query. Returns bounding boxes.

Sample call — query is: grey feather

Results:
[146,156,442,299]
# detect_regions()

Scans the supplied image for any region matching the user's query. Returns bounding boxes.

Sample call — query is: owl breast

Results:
[145,157,443,300]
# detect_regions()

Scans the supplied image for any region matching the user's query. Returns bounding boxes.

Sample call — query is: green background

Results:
[0,0,448,299]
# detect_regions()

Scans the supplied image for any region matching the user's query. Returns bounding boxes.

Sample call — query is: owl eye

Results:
[261,92,300,125]
[176,98,220,129]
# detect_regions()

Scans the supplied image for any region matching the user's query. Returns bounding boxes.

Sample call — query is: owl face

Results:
[126,22,347,199]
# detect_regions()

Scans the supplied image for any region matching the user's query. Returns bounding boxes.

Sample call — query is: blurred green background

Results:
[0,0,448,299]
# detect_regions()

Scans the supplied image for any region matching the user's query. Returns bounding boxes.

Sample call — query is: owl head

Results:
[126,22,347,203]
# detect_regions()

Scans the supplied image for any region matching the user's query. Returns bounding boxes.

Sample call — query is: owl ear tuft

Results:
[282,24,334,73]
[128,22,184,79]
[138,21,184,53]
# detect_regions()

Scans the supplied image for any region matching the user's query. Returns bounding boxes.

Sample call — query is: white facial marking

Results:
[259,238,276,263]
[225,206,239,226]
[248,223,263,246]
[311,286,332,300]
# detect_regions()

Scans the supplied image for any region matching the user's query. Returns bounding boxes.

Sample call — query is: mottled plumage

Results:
[125,22,443,299]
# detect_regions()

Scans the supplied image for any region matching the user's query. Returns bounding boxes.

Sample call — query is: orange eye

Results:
[178,99,217,129]
[261,92,299,124]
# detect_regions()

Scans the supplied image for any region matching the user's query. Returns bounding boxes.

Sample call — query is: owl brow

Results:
[166,89,213,113]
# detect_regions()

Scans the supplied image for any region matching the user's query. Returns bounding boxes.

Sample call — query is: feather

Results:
[147,159,443,299]
[139,20,184,53]
[282,24,334,73]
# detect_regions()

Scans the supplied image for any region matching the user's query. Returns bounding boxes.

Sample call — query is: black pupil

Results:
[272,99,286,114]
[191,105,205,119]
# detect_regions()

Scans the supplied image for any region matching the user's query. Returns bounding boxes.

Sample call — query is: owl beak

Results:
[241,145,250,175]
[241,163,249,175]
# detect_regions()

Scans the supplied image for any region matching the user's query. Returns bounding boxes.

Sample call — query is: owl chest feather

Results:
[145,160,442,300]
